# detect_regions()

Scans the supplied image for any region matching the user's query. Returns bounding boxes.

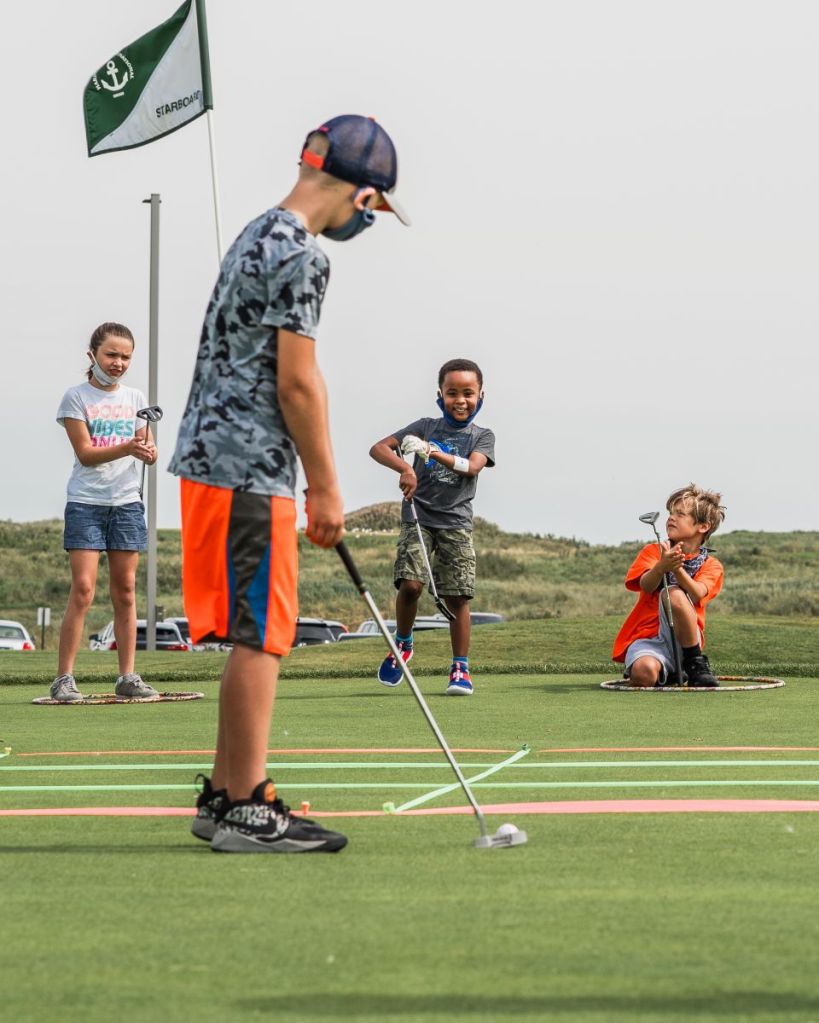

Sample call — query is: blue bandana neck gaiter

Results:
[435,394,484,429]
[665,546,711,587]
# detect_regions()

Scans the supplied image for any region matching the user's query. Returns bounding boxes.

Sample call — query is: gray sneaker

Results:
[50,673,83,703]
[114,673,159,699]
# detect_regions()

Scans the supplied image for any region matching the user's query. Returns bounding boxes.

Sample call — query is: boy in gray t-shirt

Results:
[369,359,495,695]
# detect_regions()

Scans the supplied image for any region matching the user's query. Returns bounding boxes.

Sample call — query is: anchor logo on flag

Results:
[92,52,134,99]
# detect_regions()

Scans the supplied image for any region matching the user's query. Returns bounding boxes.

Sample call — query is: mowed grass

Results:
[1,639,819,1023]
[2,613,818,686]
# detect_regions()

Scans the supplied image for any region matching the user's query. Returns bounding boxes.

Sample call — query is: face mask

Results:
[88,353,125,387]
[436,392,484,429]
[322,206,375,242]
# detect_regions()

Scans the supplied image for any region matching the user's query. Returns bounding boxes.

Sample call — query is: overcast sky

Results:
[2,1,817,544]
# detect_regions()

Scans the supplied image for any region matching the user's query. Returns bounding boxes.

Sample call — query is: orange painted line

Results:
[3,799,819,818]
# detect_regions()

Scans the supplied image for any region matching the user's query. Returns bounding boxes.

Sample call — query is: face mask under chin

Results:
[322,206,376,242]
[89,356,125,387]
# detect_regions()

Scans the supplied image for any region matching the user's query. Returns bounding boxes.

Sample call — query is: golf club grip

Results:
[335,541,365,591]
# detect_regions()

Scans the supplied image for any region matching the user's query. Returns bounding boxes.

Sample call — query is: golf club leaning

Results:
[638,511,685,684]
[136,405,163,501]
[335,541,527,849]
[407,497,456,622]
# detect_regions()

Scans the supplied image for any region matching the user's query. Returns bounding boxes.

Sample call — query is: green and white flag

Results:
[83,0,213,157]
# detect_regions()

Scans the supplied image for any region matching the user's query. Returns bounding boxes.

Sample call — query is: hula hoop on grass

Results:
[600,677,785,693]
[31,692,205,706]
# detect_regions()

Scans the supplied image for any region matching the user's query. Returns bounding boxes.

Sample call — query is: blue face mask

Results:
[322,207,375,242]
[436,393,484,428]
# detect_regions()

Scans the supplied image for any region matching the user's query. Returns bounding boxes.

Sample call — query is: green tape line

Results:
[393,745,532,813]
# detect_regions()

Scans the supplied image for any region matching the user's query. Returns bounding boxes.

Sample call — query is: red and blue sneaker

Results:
[377,641,413,687]
[446,663,473,696]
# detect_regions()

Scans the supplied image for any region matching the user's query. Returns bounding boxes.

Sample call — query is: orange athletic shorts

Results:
[179,479,298,655]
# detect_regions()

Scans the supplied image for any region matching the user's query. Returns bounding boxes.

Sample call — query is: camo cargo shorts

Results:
[393,523,476,598]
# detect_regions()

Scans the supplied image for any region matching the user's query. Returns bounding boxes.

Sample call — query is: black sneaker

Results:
[684,654,719,688]
[191,773,229,842]
[210,780,348,854]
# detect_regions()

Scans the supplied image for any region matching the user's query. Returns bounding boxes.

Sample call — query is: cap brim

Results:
[378,191,411,226]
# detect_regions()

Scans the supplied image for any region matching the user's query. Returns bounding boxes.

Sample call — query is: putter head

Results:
[435,600,457,623]
[638,511,660,525]
[474,828,528,849]
[136,405,164,423]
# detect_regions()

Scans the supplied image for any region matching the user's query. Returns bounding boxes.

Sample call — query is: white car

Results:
[0,619,36,651]
[338,612,504,641]
[89,620,191,651]
[339,616,451,641]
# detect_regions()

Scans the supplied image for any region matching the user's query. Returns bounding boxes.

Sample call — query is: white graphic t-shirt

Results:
[57,381,147,506]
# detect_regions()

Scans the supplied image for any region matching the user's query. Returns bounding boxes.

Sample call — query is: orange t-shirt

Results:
[611,544,724,662]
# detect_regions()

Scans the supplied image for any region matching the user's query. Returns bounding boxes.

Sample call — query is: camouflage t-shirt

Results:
[168,208,329,496]
[393,417,496,530]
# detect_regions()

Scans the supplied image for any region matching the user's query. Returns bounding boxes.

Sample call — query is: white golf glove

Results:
[400,435,439,464]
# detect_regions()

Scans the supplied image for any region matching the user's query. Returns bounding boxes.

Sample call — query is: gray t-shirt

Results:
[393,417,495,529]
[168,208,330,497]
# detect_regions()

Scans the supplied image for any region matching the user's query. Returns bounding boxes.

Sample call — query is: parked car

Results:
[339,611,504,641]
[213,618,350,652]
[293,617,349,647]
[0,620,35,651]
[89,620,191,651]
[438,611,505,626]
[339,616,451,641]
[164,617,192,645]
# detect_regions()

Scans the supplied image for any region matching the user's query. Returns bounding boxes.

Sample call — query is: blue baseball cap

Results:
[301,114,410,225]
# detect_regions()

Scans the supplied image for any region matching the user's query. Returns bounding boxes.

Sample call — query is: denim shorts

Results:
[63,502,147,552]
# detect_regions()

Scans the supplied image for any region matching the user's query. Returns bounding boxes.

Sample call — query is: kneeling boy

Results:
[612,485,726,687]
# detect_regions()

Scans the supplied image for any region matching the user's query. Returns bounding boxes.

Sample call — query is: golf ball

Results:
[495,823,519,837]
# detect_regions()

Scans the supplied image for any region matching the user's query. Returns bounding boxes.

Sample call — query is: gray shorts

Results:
[624,596,702,682]
[63,501,147,552]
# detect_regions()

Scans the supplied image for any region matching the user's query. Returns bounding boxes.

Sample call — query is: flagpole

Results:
[195,0,224,265]
[141,193,161,653]
[206,112,224,263]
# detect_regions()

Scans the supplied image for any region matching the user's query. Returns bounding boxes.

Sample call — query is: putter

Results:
[335,541,527,849]
[136,405,164,500]
[638,511,685,684]
[407,497,456,622]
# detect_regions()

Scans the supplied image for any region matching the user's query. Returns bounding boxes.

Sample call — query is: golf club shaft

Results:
[408,498,455,621]
[650,526,685,680]
[335,541,487,836]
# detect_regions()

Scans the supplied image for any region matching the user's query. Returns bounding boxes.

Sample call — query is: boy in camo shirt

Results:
[169,116,409,852]
[369,359,495,696]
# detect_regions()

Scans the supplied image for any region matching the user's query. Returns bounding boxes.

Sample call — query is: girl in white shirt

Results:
[50,323,159,702]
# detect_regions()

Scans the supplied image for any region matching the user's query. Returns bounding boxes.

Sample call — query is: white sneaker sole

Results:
[377,675,403,688]
[191,817,217,842]
[211,830,338,853]
[446,684,473,696]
